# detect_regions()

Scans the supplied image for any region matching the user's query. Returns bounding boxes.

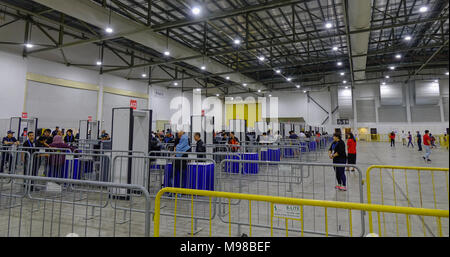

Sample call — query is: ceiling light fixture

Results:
[226,76,230,80]
[164,50,170,56]
[389,66,396,70]
[174,82,178,86]
[96,61,102,66]
[446,72,449,76]
[404,36,412,41]
[332,46,338,51]
[201,66,206,70]
[337,62,342,66]
[105,27,113,34]
[385,75,390,79]
[257,89,261,92]
[343,80,347,84]
[196,88,201,92]
[243,83,247,87]
[258,56,265,61]
[233,39,241,45]
[25,43,34,48]
[286,77,292,82]
[325,22,333,29]
[296,85,300,88]
[340,72,345,76]
[395,54,402,59]
[216,94,220,96]
[192,7,201,15]
[141,73,147,78]
[275,69,281,74]
[419,6,428,13]
[382,82,386,85]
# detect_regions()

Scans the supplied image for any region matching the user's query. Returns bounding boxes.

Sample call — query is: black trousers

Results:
[390,139,395,147]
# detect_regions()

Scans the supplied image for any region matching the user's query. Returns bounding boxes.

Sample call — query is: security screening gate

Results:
[78,120,100,140]
[111,107,152,197]
[9,117,38,142]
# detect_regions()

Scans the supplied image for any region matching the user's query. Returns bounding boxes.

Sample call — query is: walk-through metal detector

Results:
[229,119,247,143]
[254,121,268,137]
[9,117,38,142]
[78,120,100,140]
[111,107,152,197]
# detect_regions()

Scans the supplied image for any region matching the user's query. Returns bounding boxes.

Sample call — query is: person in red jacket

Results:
[346,133,357,172]
[389,131,396,147]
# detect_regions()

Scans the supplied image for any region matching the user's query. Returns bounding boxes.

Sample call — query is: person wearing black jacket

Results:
[22,132,41,191]
[328,133,347,191]
[64,129,75,144]
[194,132,206,158]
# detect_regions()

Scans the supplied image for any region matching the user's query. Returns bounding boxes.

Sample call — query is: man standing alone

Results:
[422,130,432,163]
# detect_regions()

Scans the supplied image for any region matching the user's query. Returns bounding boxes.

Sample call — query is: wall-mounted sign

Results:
[130,99,137,110]
[201,110,205,116]
[21,112,28,119]
[337,119,349,125]
[154,89,164,97]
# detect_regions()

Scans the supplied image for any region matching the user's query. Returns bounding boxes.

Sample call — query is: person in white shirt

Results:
[401,130,407,146]
[299,131,306,138]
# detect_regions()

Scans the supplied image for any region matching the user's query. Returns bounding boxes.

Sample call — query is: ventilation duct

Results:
[346,0,371,81]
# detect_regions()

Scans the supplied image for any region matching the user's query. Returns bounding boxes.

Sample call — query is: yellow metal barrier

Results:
[154,187,448,237]
[366,165,449,236]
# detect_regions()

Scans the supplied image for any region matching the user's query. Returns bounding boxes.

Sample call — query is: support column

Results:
[405,82,412,123]
[352,87,357,131]
[97,75,104,130]
[439,96,445,122]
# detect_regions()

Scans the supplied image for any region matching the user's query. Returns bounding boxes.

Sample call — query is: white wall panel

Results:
[356,99,376,122]
[380,83,403,106]
[0,51,27,118]
[25,81,98,130]
[411,105,441,122]
[337,88,353,118]
[415,81,440,105]
[378,106,407,122]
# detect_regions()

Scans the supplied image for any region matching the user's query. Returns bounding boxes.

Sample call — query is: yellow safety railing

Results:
[366,165,449,236]
[154,187,448,237]
[437,135,449,149]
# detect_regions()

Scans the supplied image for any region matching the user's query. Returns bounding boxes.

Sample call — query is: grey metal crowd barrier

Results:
[0,173,151,237]
[215,159,365,237]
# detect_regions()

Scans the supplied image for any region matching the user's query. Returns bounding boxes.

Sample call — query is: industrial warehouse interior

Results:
[0,0,449,247]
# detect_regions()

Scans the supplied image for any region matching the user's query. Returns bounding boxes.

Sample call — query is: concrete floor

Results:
[0,141,448,237]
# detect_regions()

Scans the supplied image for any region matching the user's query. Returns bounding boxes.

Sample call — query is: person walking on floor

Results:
[401,131,406,146]
[407,131,414,148]
[346,133,357,172]
[416,131,422,151]
[422,130,432,163]
[389,131,396,147]
[328,133,347,191]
